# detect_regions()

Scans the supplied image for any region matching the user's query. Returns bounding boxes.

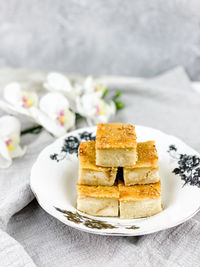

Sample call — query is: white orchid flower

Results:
[44,72,73,93]
[43,72,82,106]
[0,115,26,168]
[44,73,105,96]
[0,82,72,137]
[43,73,108,113]
[76,93,116,125]
[1,82,38,119]
[4,82,38,109]
[0,82,40,122]
[39,92,75,131]
[83,76,106,97]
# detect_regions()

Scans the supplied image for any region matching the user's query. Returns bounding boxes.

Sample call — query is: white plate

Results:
[30,125,200,236]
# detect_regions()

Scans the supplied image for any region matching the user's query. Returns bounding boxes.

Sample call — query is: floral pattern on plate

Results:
[55,207,139,230]
[50,131,96,161]
[168,145,200,188]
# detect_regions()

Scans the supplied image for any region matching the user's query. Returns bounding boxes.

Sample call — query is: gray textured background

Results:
[1,0,200,79]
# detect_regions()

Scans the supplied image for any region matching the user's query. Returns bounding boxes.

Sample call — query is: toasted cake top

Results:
[119,180,161,201]
[77,184,119,199]
[96,123,137,150]
[79,141,117,171]
[125,141,158,169]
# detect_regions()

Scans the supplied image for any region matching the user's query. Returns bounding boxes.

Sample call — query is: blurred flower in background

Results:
[82,76,106,96]
[76,93,116,125]
[4,82,38,109]
[0,115,26,168]
[0,72,125,138]
[39,92,75,131]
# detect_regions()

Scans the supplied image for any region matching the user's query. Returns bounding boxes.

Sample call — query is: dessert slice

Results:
[79,141,117,186]
[77,184,119,217]
[96,123,137,167]
[119,180,162,219]
[123,141,159,185]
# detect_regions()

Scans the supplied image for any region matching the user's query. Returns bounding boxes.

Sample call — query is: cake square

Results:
[123,141,160,185]
[119,180,162,219]
[77,184,119,217]
[96,123,137,167]
[78,141,117,186]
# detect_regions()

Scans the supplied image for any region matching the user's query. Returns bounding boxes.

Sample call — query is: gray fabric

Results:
[1,67,200,266]
[0,131,53,267]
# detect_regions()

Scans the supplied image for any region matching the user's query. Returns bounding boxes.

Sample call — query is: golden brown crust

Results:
[96,123,137,150]
[77,184,119,199]
[119,180,161,201]
[79,141,116,171]
[125,141,158,168]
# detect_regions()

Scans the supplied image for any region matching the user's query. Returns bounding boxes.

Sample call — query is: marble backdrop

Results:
[0,0,200,80]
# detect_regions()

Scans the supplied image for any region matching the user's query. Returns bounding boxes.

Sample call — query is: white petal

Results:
[73,83,83,95]
[0,99,37,123]
[94,91,104,99]
[0,115,21,137]
[39,92,70,119]
[12,145,27,158]
[0,138,12,168]
[77,94,97,117]
[83,76,105,96]
[75,97,84,115]
[63,109,75,131]
[30,107,66,137]
[3,82,38,109]
[0,138,11,160]
[4,82,22,105]
[83,76,94,92]
[0,99,19,116]
[108,101,116,115]
[44,72,72,93]
[81,93,96,109]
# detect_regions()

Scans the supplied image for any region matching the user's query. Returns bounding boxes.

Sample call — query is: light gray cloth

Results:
[1,67,200,266]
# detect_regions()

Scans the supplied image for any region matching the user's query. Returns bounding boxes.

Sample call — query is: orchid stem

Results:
[21,125,43,135]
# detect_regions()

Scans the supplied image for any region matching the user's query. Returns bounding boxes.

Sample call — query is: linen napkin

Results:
[1,66,200,266]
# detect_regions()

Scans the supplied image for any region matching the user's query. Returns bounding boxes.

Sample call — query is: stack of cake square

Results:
[77,123,162,219]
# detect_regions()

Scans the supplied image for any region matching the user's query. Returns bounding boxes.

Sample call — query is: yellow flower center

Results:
[5,135,19,155]
[8,145,13,151]
[21,92,37,108]
[26,99,33,107]
[99,109,105,115]
[59,117,66,123]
